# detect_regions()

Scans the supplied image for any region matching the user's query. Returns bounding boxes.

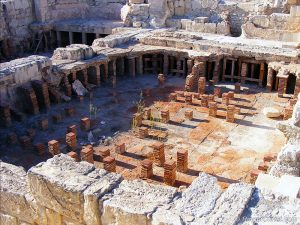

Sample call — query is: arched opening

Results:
[87,66,97,85]
[76,70,86,86]
[73,32,82,44]
[60,31,69,47]
[100,64,106,82]
[86,33,96,46]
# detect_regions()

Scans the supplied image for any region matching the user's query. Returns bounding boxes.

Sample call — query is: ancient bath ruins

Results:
[0,0,300,224]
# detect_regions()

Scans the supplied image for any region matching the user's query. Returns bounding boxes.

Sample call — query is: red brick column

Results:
[133,113,143,127]
[214,87,221,98]
[115,142,126,154]
[140,159,153,179]
[68,151,79,162]
[34,143,46,155]
[103,156,116,172]
[164,160,176,186]
[81,146,94,164]
[177,149,188,173]
[161,110,170,123]
[226,105,236,123]
[235,83,241,93]
[201,94,209,107]
[152,141,165,167]
[198,77,206,95]
[48,140,60,156]
[185,109,193,120]
[20,136,32,150]
[139,127,149,139]
[209,102,218,117]
[66,132,77,151]
[222,93,230,105]
[99,147,110,162]
[185,92,193,104]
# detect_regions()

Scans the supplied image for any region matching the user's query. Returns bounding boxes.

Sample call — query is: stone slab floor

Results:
[0,74,287,188]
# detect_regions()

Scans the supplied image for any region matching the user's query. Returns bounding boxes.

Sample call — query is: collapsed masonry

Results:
[1,154,299,225]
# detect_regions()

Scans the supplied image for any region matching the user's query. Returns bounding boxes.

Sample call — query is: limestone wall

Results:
[33,0,126,22]
[1,154,299,225]
[0,0,35,52]
[242,6,300,42]
[0,55,52,106]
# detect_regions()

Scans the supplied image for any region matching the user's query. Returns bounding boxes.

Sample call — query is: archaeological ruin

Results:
[0,0,300,224]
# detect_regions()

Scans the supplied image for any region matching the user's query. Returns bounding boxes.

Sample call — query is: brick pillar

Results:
[115,142,126,154]
[185,109,193,120]
[208,94,215,103]
[68,151,79,162]
[67,125,77,135]
[278,77,287,97]
[62,75,72,97]
[294,78,300,98]
[20,136,32,150]
[266,67,274,91]
[143,107,152,120]
[161,109,170,123]
[228,91,234,99]
[214,87,221,98]
[65,107,75,116]
[164,160,176,186]
[226,105,236,123]
[209,102,218,117]
[7,132,17,145]
[103,156,116,172]
[185,92,193,104]
[177,149,188,173]
[38,118,49,130]
[198,77,206,95]
[152,141,165,167]
[81,146,94,164]
[187,59,194,75]
[66,132,77,151]
[128,57,136,77]
[34,143,46,155]
[0,104,11,127]
[81,117,91,131]
[158,73,165,86]
[70,71,77,83]
[235,83,241,93]
[241,63,248,84]
[48,140,60,156]
[169,93,177,101]
[139,127,149,139]
[31,80,51,109]
[222,93,230,105]
[198,61,207,77]
[137,56,143,75]
[20,85,39,114]
[133,113,143,127]
[140,159,153,179]
[99,147,110,162]
[259,63,265,87]
[201,94,209,107]
[163,54,169,76]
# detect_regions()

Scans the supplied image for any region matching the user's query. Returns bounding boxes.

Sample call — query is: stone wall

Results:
[0,55,52,107]
[242,5,300,42]
[0,0,35,54]
[33,0,126,22]
[1,154,299,225]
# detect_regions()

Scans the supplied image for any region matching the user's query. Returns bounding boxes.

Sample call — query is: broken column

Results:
[161,109,170,123]
[140,159,153,179]
[152,141,165,167]
[209,102,218,117]
[98,147,110,162]
[198,77,206,95]
[177,149,188,173]
[31,80,51,109]
[66,132,77,151]
[266,67,275,91]
[241,63,248,84]
[185,109,193,120]
[164,160,176,186]
[103,156,116,172]
[48,140,60,156]
[226,105,236,123]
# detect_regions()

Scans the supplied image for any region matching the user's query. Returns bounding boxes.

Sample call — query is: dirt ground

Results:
[0,75,287,188]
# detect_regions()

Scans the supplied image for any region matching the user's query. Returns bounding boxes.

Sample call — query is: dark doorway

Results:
[286,74,296,94]
[61,31,69,47]
[86,33,96,46]
[73,32,82,44]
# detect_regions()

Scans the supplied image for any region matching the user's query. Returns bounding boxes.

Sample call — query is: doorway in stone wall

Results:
[286,74,296,95]
[0,40,5,61]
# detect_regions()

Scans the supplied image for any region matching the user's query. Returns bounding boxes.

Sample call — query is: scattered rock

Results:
[72,80,88,96]
[263,107,282,118]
